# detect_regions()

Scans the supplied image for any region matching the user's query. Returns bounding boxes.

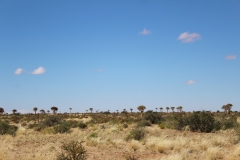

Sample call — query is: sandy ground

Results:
[0,123,240,160]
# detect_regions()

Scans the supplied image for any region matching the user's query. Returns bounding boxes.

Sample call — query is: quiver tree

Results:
[0,108,4,115]
[222,103,233,114]
[130,108,133,114]
[40,109,45,114]
[171,107,175,113]
[166,107,170,113]
[51,106,58,114]
[178,106,183,112]
[137,105,146,117]
[89,108,93,113]
[69,108,72,114]
[12,109,17,115]
[160,107,163,112]
[33,107,38,114]
[47,110,50,114]
[155,108,158,112]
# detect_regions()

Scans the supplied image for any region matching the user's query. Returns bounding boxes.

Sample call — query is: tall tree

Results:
[51,106,58,114]
[0,108,4,115]
[12,109,17,114]
[171,107,175,113]
[40,109,45,114]
[33,107,38,115]
[130,108,133,113]
[137,105,146,117]
[225,103,233,114]
[89,108,93,113]
[160,107,163,112]
[166,107,170,113]
[155,108,158,112]
[69,108,72,114]
[178,106,183,112]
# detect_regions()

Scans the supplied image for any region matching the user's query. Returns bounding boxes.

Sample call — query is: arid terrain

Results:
[0,114,240,160]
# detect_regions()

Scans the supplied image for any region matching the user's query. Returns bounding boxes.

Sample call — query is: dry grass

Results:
[0,123,239,160]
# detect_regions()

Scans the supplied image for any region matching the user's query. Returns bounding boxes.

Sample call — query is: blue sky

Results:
[1,0,239,113]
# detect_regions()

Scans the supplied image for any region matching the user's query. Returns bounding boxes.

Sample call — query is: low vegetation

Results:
[0,106,239,159]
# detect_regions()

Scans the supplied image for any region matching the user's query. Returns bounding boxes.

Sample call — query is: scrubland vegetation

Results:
[0,107,240,160]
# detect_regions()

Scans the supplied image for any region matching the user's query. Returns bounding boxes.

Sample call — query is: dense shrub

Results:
[175,111,215,133]
[67,120,79,128]
[41,127,55,134]
[54,121,71,133]
[137,120,151,127]
[78,122,87,129]
[56,141,87,160]
[143,112,162,124]
[126,128,145,141]
[158,123,165,129]
[0,120,18,136]
[222,116,237,130]
[42,115,63,127]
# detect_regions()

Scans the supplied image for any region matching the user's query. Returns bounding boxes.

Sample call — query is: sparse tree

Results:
[69,108,72,114]
[137,105,146,117]
[130,108,133,113]
[166,107,170,113]
[224,103,233,114]
[178,106,183,112]
[51,106,58,114]
[221,105,227,113]
[160,107,163,112]
[40,109,45,114]
[0,108,4,115]
[89,108,93,113]
[171,107,175,113]
[116,110,119,114]
[33,107,38,115]
[47,110,50,114]
[12,109,17,114]
[155,108,158,112]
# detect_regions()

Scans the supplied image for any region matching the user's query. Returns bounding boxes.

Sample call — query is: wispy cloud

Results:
[178,32,201,43]
[185,80,197,84]
[225,55,237,60]
[94,68,104,72]
[14,68,25,75]
[32,66,46,74]
[139,28,151,35]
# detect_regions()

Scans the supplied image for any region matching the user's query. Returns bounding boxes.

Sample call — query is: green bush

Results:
[28,123,39,129]
[67,120,79,128]
[143,112,162,124]
[42,115,63,127]
[223,117,237,130]
[41,127,55,134]
[137,120,151,127]
[87,132,98,139]
[0,120,18,136]
[54,121,71,133]
[56,141,87,160]
[123,123,128,128]
[175,111,215,133]
[158,123,165,129]
[126,128,145,141]
[78,122,87,129]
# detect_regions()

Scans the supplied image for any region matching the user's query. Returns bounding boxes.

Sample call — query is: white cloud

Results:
[139,28,151,35]
[225,55,237,60]
[178,32,201,43]
[185,80,197,84]
[32,66,46,74]
[14,68,25,75]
